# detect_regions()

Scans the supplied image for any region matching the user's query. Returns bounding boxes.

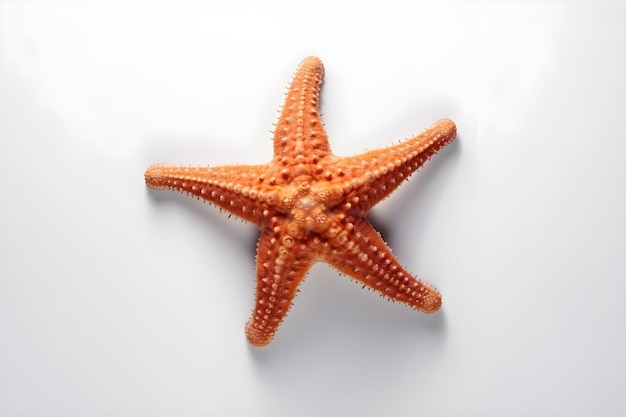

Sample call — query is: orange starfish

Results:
[145,57,456,346]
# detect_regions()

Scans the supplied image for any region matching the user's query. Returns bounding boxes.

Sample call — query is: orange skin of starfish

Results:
[145,57,456,347]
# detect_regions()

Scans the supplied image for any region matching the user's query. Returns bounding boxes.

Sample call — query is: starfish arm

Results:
[322,219,442,313]
[246,229,316,346]
[325,118,456,214]
[144,164,273,226]
[273,56,332,163]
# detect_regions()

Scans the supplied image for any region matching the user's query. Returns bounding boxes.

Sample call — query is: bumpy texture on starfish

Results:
[145,56,456,346]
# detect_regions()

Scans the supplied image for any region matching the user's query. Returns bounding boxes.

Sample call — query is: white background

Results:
[1,1,625,416]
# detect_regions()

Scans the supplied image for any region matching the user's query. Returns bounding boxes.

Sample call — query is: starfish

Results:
[145,56,456,347]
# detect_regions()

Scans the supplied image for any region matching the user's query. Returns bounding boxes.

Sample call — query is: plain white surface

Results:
[1,1,625,416]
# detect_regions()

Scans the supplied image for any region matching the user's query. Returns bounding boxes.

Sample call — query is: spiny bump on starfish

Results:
[145,56,456,347]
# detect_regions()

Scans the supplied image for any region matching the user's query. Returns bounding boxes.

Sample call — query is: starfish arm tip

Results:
[144,164,167,188]
[435,118,457,141]
[421,289,443,313]
[245,323,275,347]
[300,55,324,71]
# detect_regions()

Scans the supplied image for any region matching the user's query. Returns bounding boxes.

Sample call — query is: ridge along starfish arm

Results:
[145,56,457,347]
